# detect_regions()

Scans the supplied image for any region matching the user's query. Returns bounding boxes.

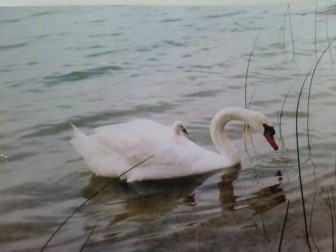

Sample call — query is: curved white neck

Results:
[210,108,252,162]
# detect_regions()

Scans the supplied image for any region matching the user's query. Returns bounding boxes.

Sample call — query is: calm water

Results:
[1,2,336,251]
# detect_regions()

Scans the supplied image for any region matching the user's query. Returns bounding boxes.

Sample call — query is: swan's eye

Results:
[182,127,189,135]
[263,124,275,136]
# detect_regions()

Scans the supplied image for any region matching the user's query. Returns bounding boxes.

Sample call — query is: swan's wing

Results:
[91,119,170,162]
[87,120,231,181]
[93,119,163,134]
[124,137,229,182]
[93,119,225,166]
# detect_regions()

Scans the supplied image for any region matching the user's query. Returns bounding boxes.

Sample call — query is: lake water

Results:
[1,2,336,251]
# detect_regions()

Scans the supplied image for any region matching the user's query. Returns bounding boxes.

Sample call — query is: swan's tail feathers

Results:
[70,124,90,157]
[70,124,105,161]
[70,124,127,178]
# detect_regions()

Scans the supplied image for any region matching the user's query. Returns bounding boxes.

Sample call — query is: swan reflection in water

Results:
[219,169,286,215]
[80,163,286,228]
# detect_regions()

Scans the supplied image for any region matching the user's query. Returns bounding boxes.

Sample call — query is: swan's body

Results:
[71,107,278,182]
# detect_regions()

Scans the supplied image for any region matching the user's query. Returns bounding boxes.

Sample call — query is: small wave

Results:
[2,18,22,23]
[30,12,52,17]
[44,65,123,86]
[161,18,183,23]
[192,65,212,69]
[0,68,10,73]
[183,89,222,98]
[110,32,122,37]
[163,40,186,47]
[88,19,105,24]
[8,151,37,162]
[20,122,70,139]
[0,43,27,51]
[205,14,226,19]
[254,148,310,170]
[136,46,151,52]
[86,50,115,58]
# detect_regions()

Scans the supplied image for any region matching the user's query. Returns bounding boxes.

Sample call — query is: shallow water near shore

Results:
[1,2,336,251]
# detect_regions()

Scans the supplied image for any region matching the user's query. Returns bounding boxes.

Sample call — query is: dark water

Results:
[1,2,336,251]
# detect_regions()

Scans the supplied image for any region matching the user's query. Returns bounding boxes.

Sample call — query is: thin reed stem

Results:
[281,5,289,51]
[260,213,269,243]
[279,84,294,151]
[288,5,295,61]
[315,2,318,57]
[326,189,335,251]
[243,37,258,154]
[278,200,290,252]
[118,155,154,178]
[325,0,333,62]
[243,88,257,153]
[40,155,154,252]
[306,37,336,152]
[309,189,320,251]
[295,68,312,251]
[245,36,258,109]
[308,155,320,251]
[333,186,336,224]
[332,189,335,251]
[79,224,96,252]
[294,38,336,251]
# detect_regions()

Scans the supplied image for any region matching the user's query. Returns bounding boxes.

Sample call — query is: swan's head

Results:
[172,121,188,136]
[248,111,278,151]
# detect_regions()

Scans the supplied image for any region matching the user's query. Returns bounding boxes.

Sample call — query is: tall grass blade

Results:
[306,37,336,152]
[315,2,318,58]
[332,189,335,251]
[278,200,290,252]
[295,68,312,251]
[40,155,154,251]
[325,1,333,62]
[243,37,258,154]
[309,189,320,251]
[288,5,295,61]
[79,224,96,252]
[308,154,320,251]
[281,5,289,51]
[279,84,294,151]
[245,36,258,109]
[295,38,335,250]
[326,189,335,251]
[118,155,154,178]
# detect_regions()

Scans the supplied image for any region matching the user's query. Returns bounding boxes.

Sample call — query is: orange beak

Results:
[263,124,278,150]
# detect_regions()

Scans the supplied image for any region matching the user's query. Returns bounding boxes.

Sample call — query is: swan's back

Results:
[92,119,177,159]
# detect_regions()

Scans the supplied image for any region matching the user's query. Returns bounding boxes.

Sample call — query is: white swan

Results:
[71,107,278,182]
